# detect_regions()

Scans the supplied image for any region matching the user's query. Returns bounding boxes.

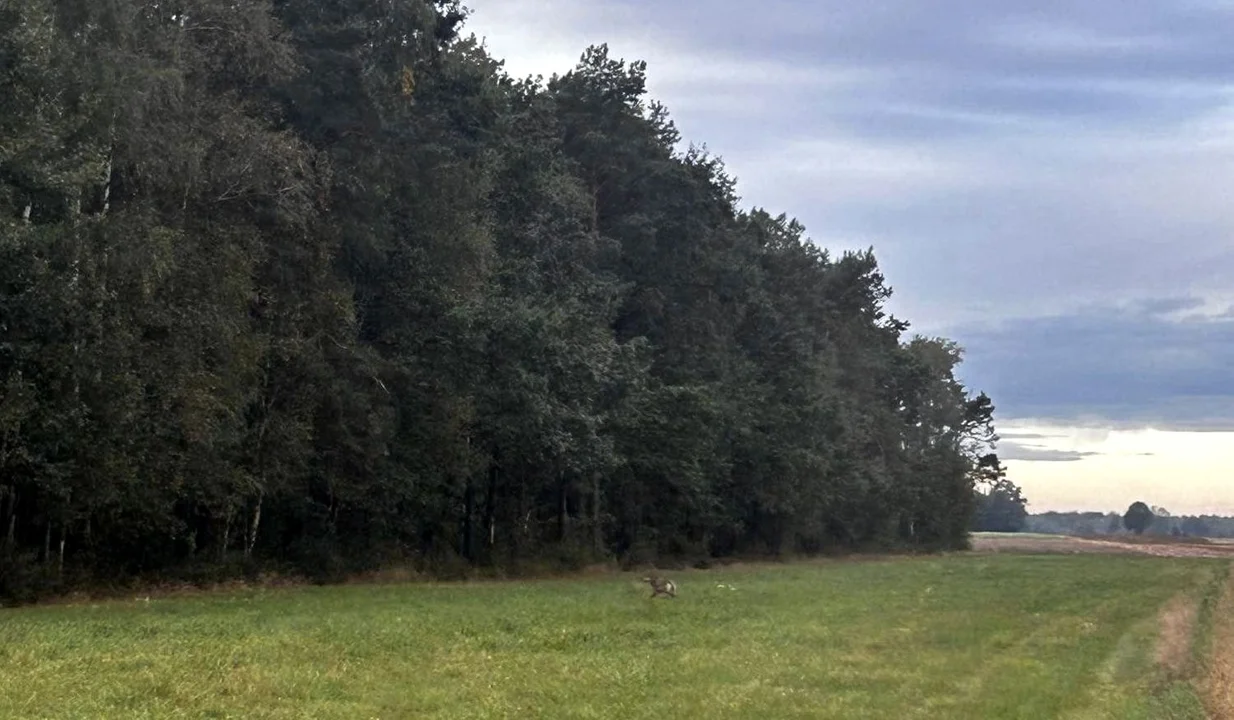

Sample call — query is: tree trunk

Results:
[2,488,14,551]
[485,466,497,553]
[590,186,600,233]
[513,476,527,562]
[220,508,232,561]
[43,521,51,564]
[558,474,569,543]
[245,492,263,558]
[462,481,474,561]
[100,146,113,216]
[592,474,601,556]
[58,524,66,578]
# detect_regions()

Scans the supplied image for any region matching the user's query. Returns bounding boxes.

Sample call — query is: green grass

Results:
[0,555,1224,719]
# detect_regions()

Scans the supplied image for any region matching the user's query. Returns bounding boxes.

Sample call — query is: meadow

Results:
[0,553,1228,719]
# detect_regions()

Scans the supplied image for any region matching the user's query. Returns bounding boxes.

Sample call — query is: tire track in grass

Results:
[941,595,1125,717]
[1157,593,1202,681]
[1058,564,1227,720]
[1205,563,1234,719]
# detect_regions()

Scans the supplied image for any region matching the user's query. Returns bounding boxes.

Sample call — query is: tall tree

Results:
[1123,502,1155,535]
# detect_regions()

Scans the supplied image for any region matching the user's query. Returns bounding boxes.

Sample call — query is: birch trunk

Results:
[245,492,263,558]
[100,154,113,216]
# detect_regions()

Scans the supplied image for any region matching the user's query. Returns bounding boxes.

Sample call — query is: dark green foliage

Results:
[973,475,1029,533]
[1123,502,1156,535]
[0,3,1002,600]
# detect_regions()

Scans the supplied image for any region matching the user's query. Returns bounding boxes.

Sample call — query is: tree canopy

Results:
[1123,502,1156,535]
[971,459,1028,533]
[0,1,1002,601]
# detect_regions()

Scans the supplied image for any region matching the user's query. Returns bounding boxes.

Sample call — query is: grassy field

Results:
[0,554,1227,719]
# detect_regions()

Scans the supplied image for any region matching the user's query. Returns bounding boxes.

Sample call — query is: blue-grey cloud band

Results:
[951,298,1234,430]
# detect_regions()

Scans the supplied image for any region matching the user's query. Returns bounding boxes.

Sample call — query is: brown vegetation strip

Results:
[1156,593,1199,679]
[1204,565,1234,719]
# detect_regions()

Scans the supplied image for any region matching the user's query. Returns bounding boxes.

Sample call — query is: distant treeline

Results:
[1026,511,1234,538]
[0,0,999,601]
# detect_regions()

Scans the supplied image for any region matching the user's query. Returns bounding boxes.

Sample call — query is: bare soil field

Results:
[971,532,1234,559]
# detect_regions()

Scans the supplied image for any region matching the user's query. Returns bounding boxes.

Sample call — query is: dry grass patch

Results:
[1157,593,1200,679]
[1205,567,1234,719]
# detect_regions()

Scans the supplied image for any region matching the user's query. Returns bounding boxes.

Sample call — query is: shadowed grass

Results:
[0,555,1223,719]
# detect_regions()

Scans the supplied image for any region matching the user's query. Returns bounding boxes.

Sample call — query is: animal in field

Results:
[642,574,677,598]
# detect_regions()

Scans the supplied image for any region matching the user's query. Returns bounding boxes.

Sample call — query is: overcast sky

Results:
[461,0,1234,514]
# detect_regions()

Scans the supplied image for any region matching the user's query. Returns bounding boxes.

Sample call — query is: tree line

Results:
[1024,508,1234,538]
[0,0,1000,601]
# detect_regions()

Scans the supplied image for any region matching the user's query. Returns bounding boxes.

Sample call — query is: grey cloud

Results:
[998,443,1102,462]
[950,297,1234,430]
[742,157,1234,330]
[660,4,1234,327]
[638,0,1234,87]
[1135,297,1208,317]
[463,0,1234,433]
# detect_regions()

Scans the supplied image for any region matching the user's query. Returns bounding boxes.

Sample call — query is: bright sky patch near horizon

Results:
[461,0,1234,515]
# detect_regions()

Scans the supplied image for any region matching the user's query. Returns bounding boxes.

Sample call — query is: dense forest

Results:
[0,0,1002,601]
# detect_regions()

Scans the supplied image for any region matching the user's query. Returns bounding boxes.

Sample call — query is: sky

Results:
[460,0,1234,515]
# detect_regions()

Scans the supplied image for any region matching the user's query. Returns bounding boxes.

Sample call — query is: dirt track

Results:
[971,533,1234,559]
